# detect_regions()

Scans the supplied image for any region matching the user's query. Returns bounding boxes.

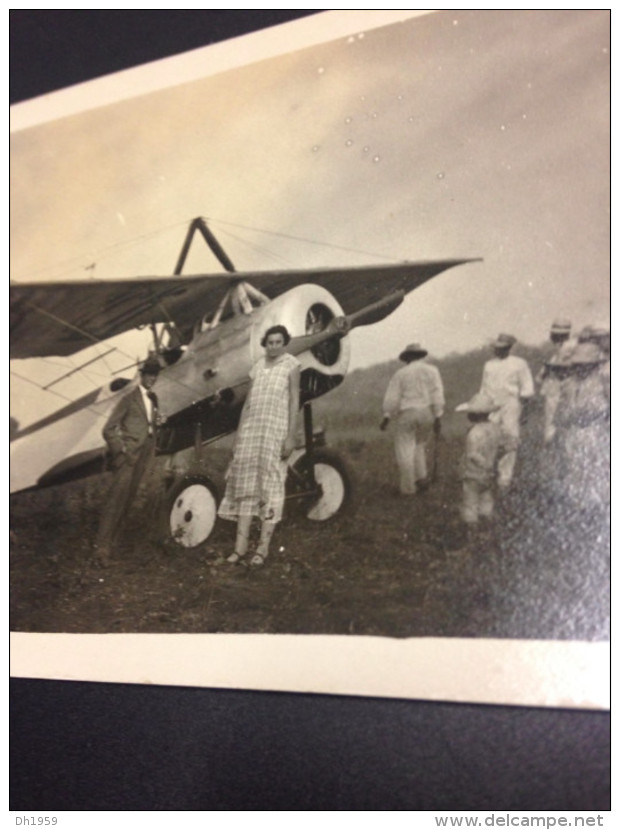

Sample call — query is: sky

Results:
[10,10,610,426]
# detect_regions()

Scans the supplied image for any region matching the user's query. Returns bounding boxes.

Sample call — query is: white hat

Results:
[550,318,571,335]
[493,333,516,349]
[579,322,610,341]
[455,392,500,414]
[399,342,428,361]
[570,342,605,365]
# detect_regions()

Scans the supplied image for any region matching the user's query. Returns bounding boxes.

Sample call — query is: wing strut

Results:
[173,216,237,275]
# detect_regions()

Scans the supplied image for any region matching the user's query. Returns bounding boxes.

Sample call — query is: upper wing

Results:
[10,259,476,359]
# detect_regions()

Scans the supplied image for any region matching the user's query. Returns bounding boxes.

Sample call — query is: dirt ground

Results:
[10,416,609,640]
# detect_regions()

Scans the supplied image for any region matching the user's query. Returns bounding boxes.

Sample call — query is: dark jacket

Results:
[102,386,156,467]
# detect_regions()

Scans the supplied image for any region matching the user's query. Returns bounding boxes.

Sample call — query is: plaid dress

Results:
[218,353,300,524]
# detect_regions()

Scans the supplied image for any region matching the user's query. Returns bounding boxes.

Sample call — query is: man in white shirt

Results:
[381,342,444,495]
[537,318,575,443]
[480,333,534,491]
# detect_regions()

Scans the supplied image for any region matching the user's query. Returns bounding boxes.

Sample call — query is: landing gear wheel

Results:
[288,448,352,522]
[164,474,219,549]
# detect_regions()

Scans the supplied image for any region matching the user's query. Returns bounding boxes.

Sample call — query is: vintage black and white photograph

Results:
[10,10,609,705]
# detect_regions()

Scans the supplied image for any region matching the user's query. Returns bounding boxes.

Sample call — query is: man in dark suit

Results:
[94,355,161,565]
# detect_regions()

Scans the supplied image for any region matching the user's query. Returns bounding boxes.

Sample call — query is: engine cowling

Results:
[249,284,350,403]
[154,284,350,452]
[250,284,350,373]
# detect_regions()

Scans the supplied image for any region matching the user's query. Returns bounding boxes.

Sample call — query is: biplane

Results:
[10,217,476,548]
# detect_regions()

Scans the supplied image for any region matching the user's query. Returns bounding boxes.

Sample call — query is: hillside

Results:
[314,343,550,436]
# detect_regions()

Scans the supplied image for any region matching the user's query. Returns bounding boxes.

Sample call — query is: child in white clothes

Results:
[456,393,502,532]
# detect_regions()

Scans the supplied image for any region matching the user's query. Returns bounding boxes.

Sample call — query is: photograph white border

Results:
[9,10,610,711]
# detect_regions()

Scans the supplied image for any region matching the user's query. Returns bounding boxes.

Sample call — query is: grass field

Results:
[10,348,609,640]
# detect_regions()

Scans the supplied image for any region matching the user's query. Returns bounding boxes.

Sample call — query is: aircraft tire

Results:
[288,448,353,522]
[164,474,219,550]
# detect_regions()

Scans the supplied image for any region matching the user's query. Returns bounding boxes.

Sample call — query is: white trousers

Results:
[490,397,521,489]
[460,479,494,525]
[393,407,433,494]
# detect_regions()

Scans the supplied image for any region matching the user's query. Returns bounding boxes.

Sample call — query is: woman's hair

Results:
[260,324,291,347]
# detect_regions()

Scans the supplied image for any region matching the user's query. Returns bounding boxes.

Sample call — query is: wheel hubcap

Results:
[307,463,345,521]
[169,484,217,547]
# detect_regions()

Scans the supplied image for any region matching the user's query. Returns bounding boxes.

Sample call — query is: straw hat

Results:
[579,322,610,342]
[550,318,572,335]
[589,321,610,337]
[570,342,605,365]
[493,333,516,349]
[399,342,428,361]
[455,392,500,414]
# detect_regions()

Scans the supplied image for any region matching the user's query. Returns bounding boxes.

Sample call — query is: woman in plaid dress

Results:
[218,325,301,567]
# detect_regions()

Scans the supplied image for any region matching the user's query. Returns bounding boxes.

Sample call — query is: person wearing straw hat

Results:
[578,321,610,357]
[455,392,502,532]
[380,342,444,495]
[480,333,534,491]
[537,318,575,443]
[94,354,162,565]
[578,321,610,400]
[554,341,610,511]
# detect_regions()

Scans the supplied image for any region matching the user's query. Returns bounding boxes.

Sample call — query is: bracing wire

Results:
[12,212,396,416]
[10,369,110,422]
[13,218,190,283]
[208,217,404,264]
[14,213,401,285]
[215,226,298,269]
[14,304,206,407]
